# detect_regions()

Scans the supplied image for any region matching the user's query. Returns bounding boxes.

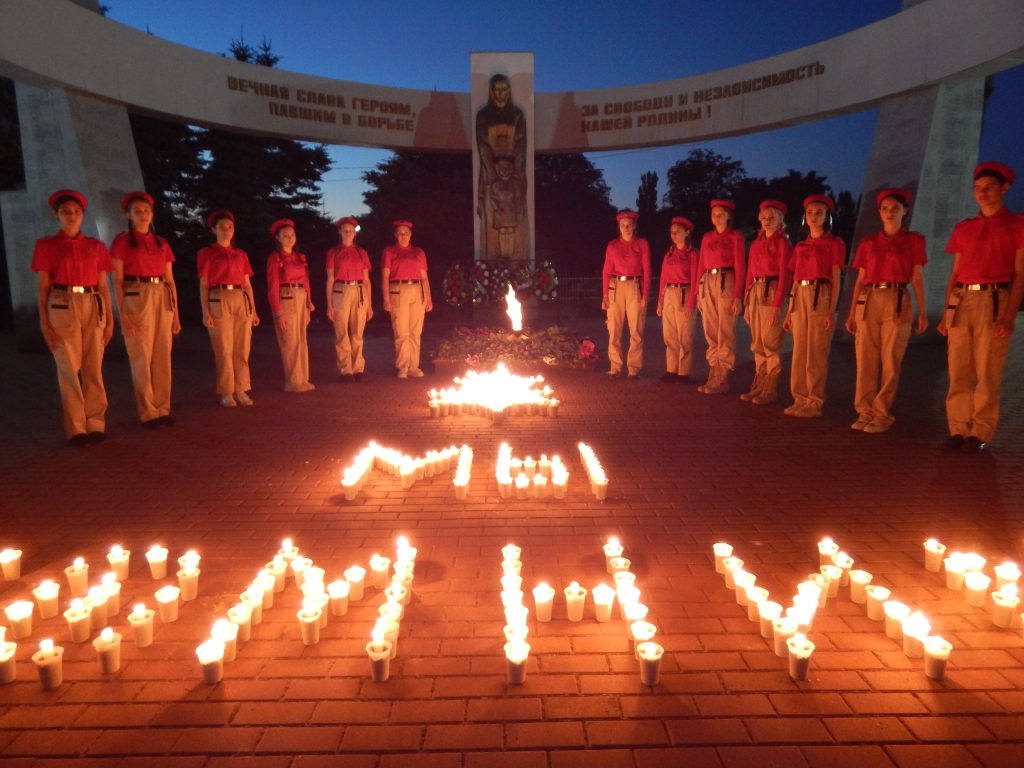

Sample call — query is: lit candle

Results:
[772,616,798,658]
[379,601,403,624]
[227,602,252,643]
[962,552,987,573]
[369,554,391,590]
[613,571,637,591]
[155,585,181,623]
[379,617,400,660]
[211,619,238,663]
[106,545,131,581]
[344,565,366,602]
[563,581,587,622]
[504,639,530,685]
[128,602,156,647]
[502,559,523,578]
[733,571,756,606]
[817,537,839,566]
[4,600,34,640]
[523,456,537,478]
[501,574,523,592]
[531,474,548,498]
[290,556,312,589]
[32,579,60,619]
[964,572,991,608]
[901,611,931,658]
[532,583,555,622]
[502,622,528,644]
[616,585,641,620]
[366,626,392,682]
[263,556,287,592]
[629,620,657,658]
[883,600,911,640]
[64,597,92,643]
[92,626,122,674]
[177,562,201,603]
[923,539,946,573]
[745,587,769,622]
[994,561,1021,591]
[865,585,891,621]
[603,536,624,572]
[297,598,322,646]
[592,583,616,623]
[384,582,409,607]
[788,600,816,634]
[848,570,873,604]
[819,565,843,599]
[240,585,264,625]
[501,544,522,562]
[100,572,122,616]
[924,635,953,680]
[808,574,830,607]
[277,537,299,565]
[328,580,351,617]
[758,600,783,640]
[787,632,815,681]
[943,553,967,590]
[636,640,664,685]
[0,629,16,684]
[196,638,225,685]
[1,548,23,581]
[550,469,568,499]
[32,638,63,690]
[991,584,1020,628]
[83,586,108,631]
[538,455,552,478]
[256,571,278,609]
[497,473,513,499]
[501,589,524,609]
[505,604,529,629]
[712,542,733,574]
[146,545,169,580]
[831,552,854,586]
[624,602,649,623]
[64,556,89,598]
[514,473,530,500]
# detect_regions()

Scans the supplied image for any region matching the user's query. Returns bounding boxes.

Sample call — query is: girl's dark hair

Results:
[127,219,167,249]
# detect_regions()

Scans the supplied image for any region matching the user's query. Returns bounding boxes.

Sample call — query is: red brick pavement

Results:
[1,316,1023,767]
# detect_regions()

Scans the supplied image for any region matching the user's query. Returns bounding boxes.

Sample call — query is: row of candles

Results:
[426,365,559,420]
[340,442,466,500]
[923,539,1022,630]
[577,443,609,501]
[366,537,418,682]
[496,443,570,500]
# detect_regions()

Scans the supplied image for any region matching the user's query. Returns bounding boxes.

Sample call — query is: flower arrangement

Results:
[431,325,599,369]
[442,260,560,308]
[443,263,472,307]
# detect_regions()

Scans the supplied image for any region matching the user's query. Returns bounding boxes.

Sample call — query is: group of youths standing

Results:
[602,161,1024,452]
[32,192,431,444]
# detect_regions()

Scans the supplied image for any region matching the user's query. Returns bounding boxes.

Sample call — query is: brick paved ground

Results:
[1,314,1023,767]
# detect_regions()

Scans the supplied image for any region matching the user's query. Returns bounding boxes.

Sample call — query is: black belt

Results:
[51,284,97,293]
[665,282,689,288]
[124,275,163,284]
[957,282,1009,291]
[394,279,420,285]
[707,267,733,275]
[279,283,305,289]
[752,275,777,282]
[796,278,828,286]
[212,284,242,291]
[867,282,907,289]
[612,275,640,281]
[333,280,362,286]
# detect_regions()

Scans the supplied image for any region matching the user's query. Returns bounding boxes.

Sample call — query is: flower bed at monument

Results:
[431,325,597,373]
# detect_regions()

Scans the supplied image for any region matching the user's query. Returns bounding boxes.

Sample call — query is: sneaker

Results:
[627,373,640,380]
[850,417,871,431]
[234,391,254,406]
[397,371,408,379]
[783,404,801,416]
[605,369,621,377]
[945,434,965,451]
[660,372,677,383]
[296,382,316,392]
[961,436,987,453]
[793,407,821,419]
[408,369,425,378]
[220,395,237,408]
[862,421,891,434]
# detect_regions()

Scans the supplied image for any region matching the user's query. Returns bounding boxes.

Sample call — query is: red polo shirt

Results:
[197,244,253,285]
[945,207,1024,283]
[327,245,371,282]
[32,231,112,285]
[266,250,311,315]
[698,229,746,297]
[853,229,926,283]
[110,231,175,277]
[789,233,845,281]
[658,246,698,306]
[602,237,652,300]
[383,245,427,281]
[746,230,793,308]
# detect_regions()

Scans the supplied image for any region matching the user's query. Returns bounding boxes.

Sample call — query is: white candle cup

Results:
[369,555,391,590]
[498,476,513,498]
[902,619,930,659]
[501,574,523,592]
[297,607,322,646]
[503,623,528,643]
[503,560,523,578]
[106,546,131,581]
[32,641,64,690]
[817,537,839,566]
[212,620,239,663]
[381,618,400,660]
[808,574,830,607]
[344,566,366,602]
[603,538,624,572]
[964,572,991,608]
[865,585,892,620]
[4,600,34,640]
[85,587,109,631]
[637,641,664,686]
[787,633,815,681]
[944,556,967,590]
[608,556,631,576]
[64,599,92,643]
[176,568,200,602]
[532,474,547,498]
[328,580,351,616]
[991,587,1020,628]
[722,557,744,589]
[290,556,312,589]
[196,639,225,685]
[32,580,61,619]
[923,539,946,573]
[831,552,854,586]
[592,583,616,623]
[227,603,252,643]
[772,617,798,658]
[366,638,392,682]
[379,601,404,624]
[176,548,200,572]
[962,553,987,573]
[146,546,169,580]
[617,585,641,620]
[563,582,588,622]
[92,628,122,674]
[0,641,16,684]
[384,583,409,607]
[1,548,23,580]
[593,478,609,501]
[532,583,556,622]
[820,565,843,598]
[551,475,568,498]
[64,558,89,598]
[995,562,1021,591]
[712,542,733,575]
[264,558,287,592]
[505,604,529,628]
[504,640,530,685]
[501,589,524,609]
[613,571,637,591]
[849,570,873,604]
[514,474,530,499]
[788,603,816,634]
[624,603,649,624]
[538,456,553,477]
[924,636,953,680]
[128,605,156,647]
[257,573,278,608]
[240,588,263,625]
[733,571,756,606]
[758,601,783,639]
[745,587,769,622]
[101,574,122,616]
[523,457,537,478]
[630,621,658,659]
[883,601,911,639]
[155,586,181,623]
[277,539,300,565]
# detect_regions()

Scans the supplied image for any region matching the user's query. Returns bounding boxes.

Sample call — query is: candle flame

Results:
[1000,583,1019,599]
[73,556,85,570]
[110,545,124,557]
[102,572,116,586]
[40,638,54,654]
[282,538,293,551]
[101,627,114,642]
[71,598,85,611]
[505,283,523,332]
[133,603,146,618]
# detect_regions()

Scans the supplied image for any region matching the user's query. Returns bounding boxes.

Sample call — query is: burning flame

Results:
[505,284,522,332]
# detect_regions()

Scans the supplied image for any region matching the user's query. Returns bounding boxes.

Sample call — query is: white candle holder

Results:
[85,586,109,631]
[787,633,815,681]
[196,639,225,685]
[344,566,366,602]
[32,640,64,690]
[64,599,92,643]
[504,640,530,685]
[901,612,931,658]
[227,603,252,643]
[155,586,181,623]
[923,539,946,573]
[995,561,1021,591]
[32,580,60,619]
[865,585,891,621]
[128,604,156,647]
[366,637,392,682]
[533,583,555,622]
[722,557,744,590]
[603,538,624,572]
[964,572,991,608]
[328,580,351,617]
[592,584,616,623]
[1,548,23,581]
[264,558,287,592]
[106,546,131,581]
[146,546,169,580]
[733,571,756,606]
[4,600,34,640]
[883,601,911,640]
[0,640,16,684]
[758,601,783,640]
[924,635,953,680]
[991,586,1020,628]
[772,617,797,658]
[819,565,842,598]
[817,537,839,566]
[745,587,769,622]
[177,567,201,602]
[944,554,967,590]
[564,582,587,622]
[848,570,872,604]
[297,605,322,646]
[64,558,89,598]
[637,641,664,686]
[212,620,238,662]
[92,628,122,673]
[712,542,733,575]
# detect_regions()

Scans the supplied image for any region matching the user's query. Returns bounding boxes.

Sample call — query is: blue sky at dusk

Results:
[106,0,1024,217]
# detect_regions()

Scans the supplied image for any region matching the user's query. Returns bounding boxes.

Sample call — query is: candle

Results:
[712,542,733,574]
[92,626,122,673]
[501,544,522,562]
[944,553,967,590]
[85,586,109,630]
[256,571,278,608]
[563,581,587,622]
[501,589,524,609]
[523,456,537,478]
[64,597,92,643]
[819,565,842,598]
[384,582,409,607]
[0,548,23,581]
[277,537,299,565]
[991,584,1020,628]
[497,474,513,498]
[608,556,631,576]
[504,639,530,685]
[636,640,664,685]
[0,632,16,684]
[227,602,252,643]
[787,632,815,681]
[772,616,798,658]
[995,561,1021,590]
[733,571,756,606]
[538,455,552,477]
[379,617,400,660]
[32,579,60,619]
[328,580,351,617]
[788,600,817,634]
[32,638,64,690]
[817,536,839,566]
[624,602,649,623]
[964,572,991,608]
[502,560,523,578]
[128,603,156,647]
[962,552,987,573]
[369,554,391,590]
[831,552,854,586]
[64,556,89,598]
[290,556,312,589]
[531,474,548,498]
[106,545,131,581]
[551,470,568,499]
[177,564,201,603]
[264,556,287,592]
[745,587,769,622]
[101,572,122,616]
[613,571,637,591]
[629,620,657,658]
[722,557,744,589]
[901,611,931,658]
[616,585,641,620]
[503,622,528,643]
[808,574,830,607]
[240,585,264,625]
[344,566,366,602]
[603,537,624,572]
[514,473,530,500]
[883,601,911,640]
[210,619,238,663]
[923,539,946,573]
[178,550,201,575]
[297,598,322,646]
[505,604,529,629]
[592,475,609,501]
[592,583,616,623]
[849,570,873,604]
[4,600,34,640]
[532,583,555,622]
[924,635,953,680]
[366,626,392,682]
[146,545,168,580]
[196,638,225,685]
[865,585,891,621]
[758,600,783,639]
[155,585,181,623]
[501,574,523,592]
[379,601,403,624]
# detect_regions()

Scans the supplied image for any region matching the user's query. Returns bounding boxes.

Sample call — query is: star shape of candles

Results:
[340,442,466,500]
[496,443,569,500]
[427,364,558,421]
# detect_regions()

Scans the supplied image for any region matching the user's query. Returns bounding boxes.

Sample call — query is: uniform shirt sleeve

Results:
[240,249,254,278]
[31,238,51,274]
[686,246,700,309]
[110,233,128,263]
[658,250,670,304]
[96,240,114,273]
[417,248,428,274]
[911,232,927,267]
[640,239,651,300]
[382,247,393,273]
[602,242,614,290]
[266,253,282,315]
[945,221,966,255]
[361,247,371,273]
[161,238,176,264]
[197,247,209,278]
[852,237,871,271]
[731,231,746,301]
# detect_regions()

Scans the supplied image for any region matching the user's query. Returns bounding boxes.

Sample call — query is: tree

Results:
[663,149,746,235]
[636,171,658,227]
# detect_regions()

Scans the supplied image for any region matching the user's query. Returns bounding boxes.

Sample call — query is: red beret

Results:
[875,188,911,208]
[759,199,788,215]
[973,161,1015,185]
[336,217,359,228]
[48,189,87,212]
[269,218,295,236]
[119,191,154,212]
[709,199,735,211]
[670,216,694,231]
[392,220,414,229]
[616,210,639,222]
[206,210,235,229]
[803,194,835,212]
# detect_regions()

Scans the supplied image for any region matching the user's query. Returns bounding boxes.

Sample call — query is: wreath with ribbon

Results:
[442,262,472,307]
[488,260,513,302]
[513,263,535,301]
[534,261,558,301]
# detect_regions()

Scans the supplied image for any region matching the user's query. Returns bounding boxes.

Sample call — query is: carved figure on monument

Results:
[476,74,528,261]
